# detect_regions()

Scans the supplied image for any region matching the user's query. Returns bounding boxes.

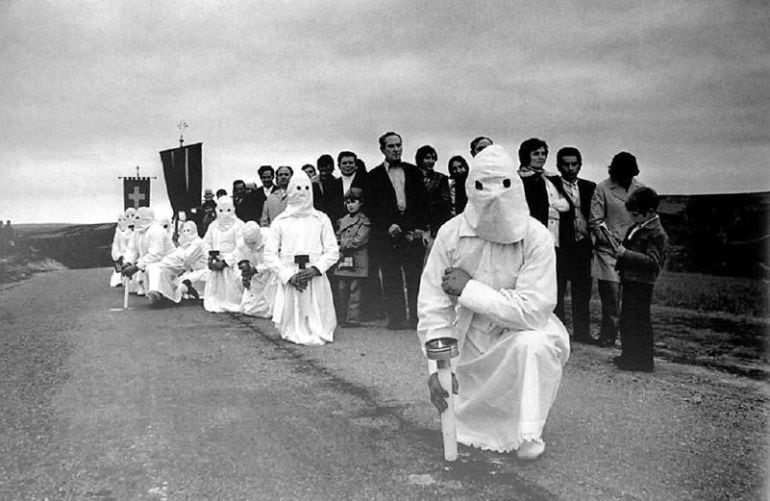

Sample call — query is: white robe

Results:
[417,214,570,452]
[233,231,276,318]
[146,237,209,303]
[202,219,245,312]
[124,224,176,296]
[264,211,339,345]
[109,226,133,287]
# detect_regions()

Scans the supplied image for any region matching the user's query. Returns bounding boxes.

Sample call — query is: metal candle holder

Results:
[425,337,459,461]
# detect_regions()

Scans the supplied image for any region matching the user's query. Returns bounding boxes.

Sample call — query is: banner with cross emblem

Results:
[123,177,150,209]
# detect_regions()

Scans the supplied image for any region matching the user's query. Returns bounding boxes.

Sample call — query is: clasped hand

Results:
[428,371,458,413]
[121,263,139,277]
[289,267,320,292]
[441,267,471,296]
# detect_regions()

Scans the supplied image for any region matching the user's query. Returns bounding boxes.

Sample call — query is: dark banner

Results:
[160,142,203,217]
[123,178,151,209]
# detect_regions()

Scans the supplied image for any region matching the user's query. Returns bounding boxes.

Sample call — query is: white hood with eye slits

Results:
[463,144,529,244]
[214,197,238,230]
[276,169,316,220]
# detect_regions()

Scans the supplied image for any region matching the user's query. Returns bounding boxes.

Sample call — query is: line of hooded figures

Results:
[111,132,667,460]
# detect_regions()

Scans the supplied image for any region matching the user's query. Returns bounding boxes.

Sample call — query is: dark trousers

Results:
[376,237,424,326]
[337,277,363,323]
[555,242,593,340]
[597,279,621,343]
[619,281,655,369]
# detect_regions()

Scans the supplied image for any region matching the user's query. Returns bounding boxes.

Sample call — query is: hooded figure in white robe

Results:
[203,197,245,312]
[110,211,133,287]
[122,207,176,296]
[233,221,276,317]
[264,170,339,345]
[145,221,209,304]
[417,144,570,460]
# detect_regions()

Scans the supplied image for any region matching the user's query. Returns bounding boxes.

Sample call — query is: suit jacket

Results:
[548,176,596,248]
[324,172,372,226]
[235,192,261,223]
[259,189,288,227]
[616,216,667,285]
[367,161,428,235]
[254,185,278,224]
[422,170,452,237]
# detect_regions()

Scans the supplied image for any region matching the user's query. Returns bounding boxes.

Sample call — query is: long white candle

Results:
[437,359,457,461]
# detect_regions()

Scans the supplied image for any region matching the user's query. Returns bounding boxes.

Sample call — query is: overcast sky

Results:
[2,0,768,224]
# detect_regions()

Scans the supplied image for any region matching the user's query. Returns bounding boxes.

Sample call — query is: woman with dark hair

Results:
[517,138,570,243]
[415,145,452,239]
[448,155,469,215]
[589,151,645,347]
[469,136,493,157]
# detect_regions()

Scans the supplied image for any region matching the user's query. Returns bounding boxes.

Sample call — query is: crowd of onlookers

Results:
[113,131,667,372]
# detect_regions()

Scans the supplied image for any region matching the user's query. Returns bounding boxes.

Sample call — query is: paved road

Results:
[0,269,767,500]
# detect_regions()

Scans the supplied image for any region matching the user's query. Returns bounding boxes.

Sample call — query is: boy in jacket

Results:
[335,187,371,327]
[612,187,668,372]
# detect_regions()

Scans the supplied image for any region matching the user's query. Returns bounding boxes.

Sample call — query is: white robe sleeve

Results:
[111,228,123,261]
[310,215,340,275]
[417,228,459,344]
[264,222,294,283]
[137,227,172,270]
[457,226,556,331]
[124,234,139,265]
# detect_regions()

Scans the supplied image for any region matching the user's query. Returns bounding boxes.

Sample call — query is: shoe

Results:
[517,439,546,461]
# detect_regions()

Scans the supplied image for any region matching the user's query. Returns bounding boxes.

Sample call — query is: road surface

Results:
[0,269,767,500]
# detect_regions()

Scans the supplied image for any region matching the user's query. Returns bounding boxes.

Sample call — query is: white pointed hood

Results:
[178,221,200,247]
[117,213,128,231]
[278,169,315,219]
[462,144,529,243]
[134,207,155,232]
[241,221,264,249]
[215,197,237,230]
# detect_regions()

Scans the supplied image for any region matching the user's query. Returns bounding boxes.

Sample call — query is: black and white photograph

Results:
[1,1,768,499]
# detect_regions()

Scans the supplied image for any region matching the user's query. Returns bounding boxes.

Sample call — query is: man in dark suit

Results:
[324,151,370,225]
[550,146,596,343]
[254,165,277,224]
[313,154,340,224]
[367,132,429,330]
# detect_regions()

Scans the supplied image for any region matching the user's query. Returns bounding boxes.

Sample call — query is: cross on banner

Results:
[127,186,146,207]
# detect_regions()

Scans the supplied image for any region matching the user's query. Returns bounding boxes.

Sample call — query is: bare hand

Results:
[208,259,226,272]
[289,272,308,292]
[388,224,402,238]
[441,267,471,296]
[428,371,459,413]
[121,264,139,277]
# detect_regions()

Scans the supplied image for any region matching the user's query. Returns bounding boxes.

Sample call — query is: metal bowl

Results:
[425,337,459,360]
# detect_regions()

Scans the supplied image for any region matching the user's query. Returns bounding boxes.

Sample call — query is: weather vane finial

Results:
[177,121,189,147]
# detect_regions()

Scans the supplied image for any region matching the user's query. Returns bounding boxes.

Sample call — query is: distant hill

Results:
[1,191,768,279]
[10,222,116,269]
[658,191,769,278]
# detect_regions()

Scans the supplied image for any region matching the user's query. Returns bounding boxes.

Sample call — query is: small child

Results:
[612,187,668,372]
[334,188,371,327]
